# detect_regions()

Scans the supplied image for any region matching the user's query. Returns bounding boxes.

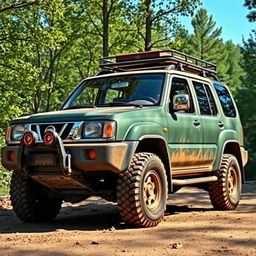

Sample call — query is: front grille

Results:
[30,122,83,141]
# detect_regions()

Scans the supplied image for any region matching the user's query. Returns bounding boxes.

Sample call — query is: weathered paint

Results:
[170,148,215,170]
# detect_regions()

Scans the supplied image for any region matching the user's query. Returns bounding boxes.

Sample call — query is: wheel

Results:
[208,154,242,210]
[116,153,168,227]
[10,172,62,222]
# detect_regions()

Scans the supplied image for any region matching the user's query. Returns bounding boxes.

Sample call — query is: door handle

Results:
[193,120,201,127]
[218,121,224,128]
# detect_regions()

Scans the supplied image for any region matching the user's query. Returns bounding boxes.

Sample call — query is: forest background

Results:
[0,0,256,193]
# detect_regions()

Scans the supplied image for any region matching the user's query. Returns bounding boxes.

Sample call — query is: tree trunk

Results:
[145,0,152,51]
[103,0,109,57]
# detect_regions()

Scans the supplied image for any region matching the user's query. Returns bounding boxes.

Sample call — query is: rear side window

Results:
[193,82,217,116]
[214,84,236,118]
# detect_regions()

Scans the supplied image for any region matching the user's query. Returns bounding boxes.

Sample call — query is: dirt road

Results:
[0,183,255,256]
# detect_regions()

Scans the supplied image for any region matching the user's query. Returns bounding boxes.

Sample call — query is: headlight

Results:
[83,121,116,139]
[11,125,25,141]
[83,121,102,138]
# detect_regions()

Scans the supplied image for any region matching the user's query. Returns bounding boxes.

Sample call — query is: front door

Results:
[167,76,203,175]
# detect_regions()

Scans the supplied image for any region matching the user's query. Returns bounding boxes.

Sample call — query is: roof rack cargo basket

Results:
[100,49,217,78]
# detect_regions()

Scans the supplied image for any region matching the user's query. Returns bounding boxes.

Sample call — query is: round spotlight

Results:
[23,132,35,146]
[43,131,56,146]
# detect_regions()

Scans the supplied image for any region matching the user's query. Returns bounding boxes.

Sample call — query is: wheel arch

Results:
[135,135,172,191]
[222,141,245,183]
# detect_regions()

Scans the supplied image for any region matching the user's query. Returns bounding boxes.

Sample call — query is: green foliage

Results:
[185,8,223,62]
[221,41,244,92]
[125,0,201,51]
[184,8,243,92]
[0,138,11,194]
[0,167,11,193]
[244,0,256,22]
[237,31,256,180]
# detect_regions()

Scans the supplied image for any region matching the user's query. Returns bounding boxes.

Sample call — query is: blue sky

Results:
[181,0,255,45]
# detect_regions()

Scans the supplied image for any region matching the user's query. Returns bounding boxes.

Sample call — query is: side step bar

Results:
[172,176,218,186]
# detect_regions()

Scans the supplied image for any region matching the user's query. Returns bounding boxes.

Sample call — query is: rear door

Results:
[192,80,223,170]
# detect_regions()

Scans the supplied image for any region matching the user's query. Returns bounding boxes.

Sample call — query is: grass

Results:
[0,187,9,196]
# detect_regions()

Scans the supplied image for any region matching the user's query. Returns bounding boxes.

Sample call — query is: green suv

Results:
[1,50,248,227]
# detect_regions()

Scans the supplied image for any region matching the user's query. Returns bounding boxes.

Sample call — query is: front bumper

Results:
[1,141,138,175]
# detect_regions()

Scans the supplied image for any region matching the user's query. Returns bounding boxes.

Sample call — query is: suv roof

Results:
[100,49,218,80]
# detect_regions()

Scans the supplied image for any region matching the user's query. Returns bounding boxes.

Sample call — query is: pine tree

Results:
[237,31,256,180]
[244,0,256,22]
[185,8,224,63]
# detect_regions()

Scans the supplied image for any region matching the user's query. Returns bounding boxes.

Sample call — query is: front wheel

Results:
[208,154,242,210]
[10,172,62,222]
[116,153,168,227]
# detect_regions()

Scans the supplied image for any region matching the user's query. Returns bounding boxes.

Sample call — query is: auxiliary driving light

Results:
[43,131,56,146]
[23,132,36,147]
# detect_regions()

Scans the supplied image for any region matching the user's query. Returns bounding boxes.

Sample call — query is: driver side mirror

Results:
[173,94,190,111]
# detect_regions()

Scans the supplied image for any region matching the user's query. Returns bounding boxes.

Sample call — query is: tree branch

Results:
[108,0,115,16]
[87,11,104,38]
[0,63,18,71]
[151,38,168,47]
[151,4,181,22]
[0,1,37,13]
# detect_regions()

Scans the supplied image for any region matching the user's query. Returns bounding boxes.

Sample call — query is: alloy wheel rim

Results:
[228,167,238,199]
[143,170,161,211]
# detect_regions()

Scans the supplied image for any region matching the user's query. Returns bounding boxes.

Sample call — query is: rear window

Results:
[214,83,236,118]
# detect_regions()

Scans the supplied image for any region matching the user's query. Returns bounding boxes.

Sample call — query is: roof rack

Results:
[100,49,217,79]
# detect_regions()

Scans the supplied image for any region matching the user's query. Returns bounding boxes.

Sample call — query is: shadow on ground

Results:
[0,183,255,234]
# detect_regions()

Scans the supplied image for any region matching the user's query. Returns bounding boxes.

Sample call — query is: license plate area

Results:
[30,154,58,166]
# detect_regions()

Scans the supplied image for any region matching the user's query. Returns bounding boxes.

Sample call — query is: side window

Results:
[193,81,217,116]
[214,83,237,118]
[170,78,194,113]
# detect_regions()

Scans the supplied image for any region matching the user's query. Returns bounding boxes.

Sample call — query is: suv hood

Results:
[12,106,147,124]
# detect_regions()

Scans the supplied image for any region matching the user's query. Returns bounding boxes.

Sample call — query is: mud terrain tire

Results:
[117,153,167,227]
[209,154,242,210]
[10,172,62,222]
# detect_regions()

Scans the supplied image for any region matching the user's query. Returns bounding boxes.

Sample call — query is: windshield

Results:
[63,73,165,109]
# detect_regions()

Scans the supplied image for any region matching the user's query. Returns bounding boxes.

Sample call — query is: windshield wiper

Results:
[107,102,143,108]
[63,105,96,110]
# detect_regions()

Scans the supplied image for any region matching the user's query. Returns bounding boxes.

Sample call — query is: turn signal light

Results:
[5,127,11,142]
[103,122,116,138]
[87,149,96,160]
[8,151,15,161]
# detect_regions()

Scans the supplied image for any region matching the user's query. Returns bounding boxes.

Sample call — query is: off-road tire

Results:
[116,153,168,227]
[209,154,242,210]
[10,172,62,222]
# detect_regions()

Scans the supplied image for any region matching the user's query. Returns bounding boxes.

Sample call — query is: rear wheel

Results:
[209,154,242,210]
[10,172,62,222]
[116,153,167,227]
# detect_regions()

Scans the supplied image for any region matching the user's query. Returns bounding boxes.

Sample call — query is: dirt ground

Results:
[0,182,255,256]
